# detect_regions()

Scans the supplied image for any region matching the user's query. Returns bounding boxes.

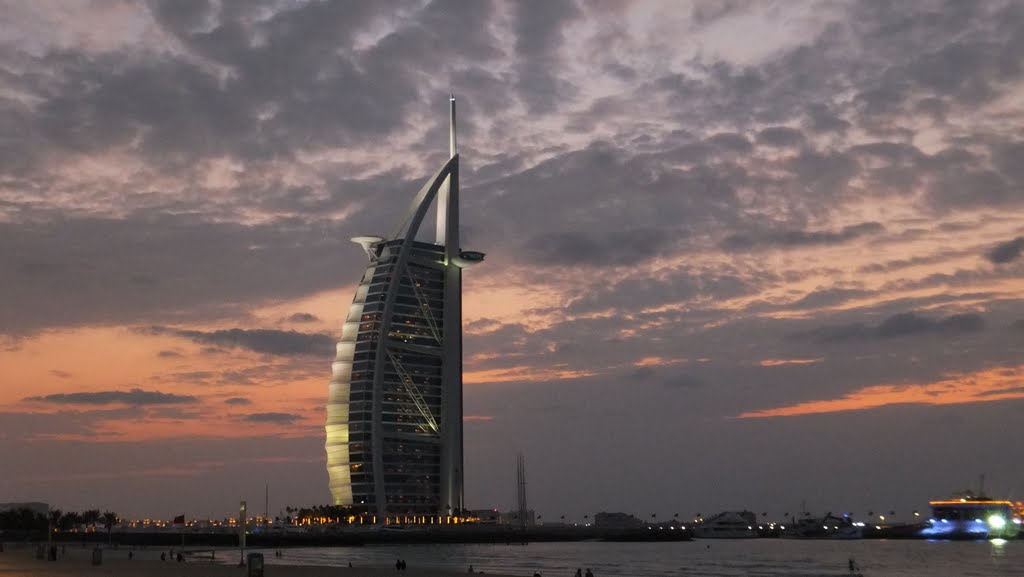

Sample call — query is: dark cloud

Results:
[224,397,251,406]
[0,211,361,336]
[721,222,885,252]
[664,374,705,389]
[756,126,805,148]
[243,412,301,424]
[25,388,198,406]
[145,326,334,357]
[799,311,986,343]
[287,313,320,323]
[157,350,183,358]
[523,228,685,267]
[513,0,582,113]
[987,236,1024,264]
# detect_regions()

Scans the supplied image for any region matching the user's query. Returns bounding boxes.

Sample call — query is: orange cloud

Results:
[464,365,595,384]
[634,356,687,367]
[737,365,1024,418]
[759,358,822,367]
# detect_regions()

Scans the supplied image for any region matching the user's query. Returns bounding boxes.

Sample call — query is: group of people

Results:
[394,558,408,570]
[531,569,594,577]
[159,550,183,562]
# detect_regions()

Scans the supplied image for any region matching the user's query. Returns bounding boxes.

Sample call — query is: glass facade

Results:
[327,240,450,515]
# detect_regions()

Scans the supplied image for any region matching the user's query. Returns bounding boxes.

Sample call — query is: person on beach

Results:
[160,552,166,562]
[575,569,582,577]
[585,569,594,577]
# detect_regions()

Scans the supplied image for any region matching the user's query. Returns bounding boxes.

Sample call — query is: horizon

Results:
[2,0,1023,521]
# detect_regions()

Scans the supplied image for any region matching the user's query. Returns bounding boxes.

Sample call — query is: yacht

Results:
[694,511,760,539]
[782,513,863,539]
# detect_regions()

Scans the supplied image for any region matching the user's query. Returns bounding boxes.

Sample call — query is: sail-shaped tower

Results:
[325,97,483,519]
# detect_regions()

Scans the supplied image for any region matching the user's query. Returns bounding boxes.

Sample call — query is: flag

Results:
[172,515,185,525]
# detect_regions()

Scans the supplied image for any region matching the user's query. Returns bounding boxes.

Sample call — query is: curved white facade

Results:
[326,98,481,517]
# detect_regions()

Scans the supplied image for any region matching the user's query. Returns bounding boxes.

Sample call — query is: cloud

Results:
[522,228,685,267]
[145,326,334,357]
[224,397,251,406]
[243,412,301,424]
[157,350,182,358]
[987,236,1024,264]
[25,388,198,406]
[800,311,986,343]
[664,374,705,389]
[287,313,320,323]
[721,222,885,252]
[0,213,360,336]
[756,126,805,148]
[738,365,1024,418]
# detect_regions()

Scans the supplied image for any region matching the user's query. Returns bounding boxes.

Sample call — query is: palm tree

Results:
[102,511,118,545]
[81,509,101,533]
[59,511,81,532]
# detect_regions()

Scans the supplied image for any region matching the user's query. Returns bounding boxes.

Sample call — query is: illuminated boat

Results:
[921,493,1023,540]
[781,513,863,539]
[694,511,760,539]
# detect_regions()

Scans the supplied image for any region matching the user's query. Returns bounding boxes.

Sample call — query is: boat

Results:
[694,511,759,539]
[781,513,863,539]
[921,491,1023,540]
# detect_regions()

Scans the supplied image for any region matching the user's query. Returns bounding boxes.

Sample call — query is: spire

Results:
[436,94,458,246]
[449,94,457,158]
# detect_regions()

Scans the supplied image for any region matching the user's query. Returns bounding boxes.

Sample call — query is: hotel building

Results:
[325,97,483,519]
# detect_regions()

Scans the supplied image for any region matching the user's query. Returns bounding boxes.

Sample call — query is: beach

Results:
[0,545,515,577]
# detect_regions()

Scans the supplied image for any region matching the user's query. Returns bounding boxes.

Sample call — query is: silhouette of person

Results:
[160,553,166,562]
[575,569,582,577]
[396,559,402,571]
[585,569,594,577]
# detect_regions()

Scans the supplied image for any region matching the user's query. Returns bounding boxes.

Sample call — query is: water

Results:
[246,539,1024,576]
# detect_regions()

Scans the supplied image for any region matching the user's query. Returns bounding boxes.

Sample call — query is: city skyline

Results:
[1,1,1023,521]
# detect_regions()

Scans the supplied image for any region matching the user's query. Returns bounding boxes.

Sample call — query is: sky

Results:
[1,0,1023,522]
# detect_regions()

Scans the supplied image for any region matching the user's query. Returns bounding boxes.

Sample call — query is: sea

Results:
[244,539,1024,577]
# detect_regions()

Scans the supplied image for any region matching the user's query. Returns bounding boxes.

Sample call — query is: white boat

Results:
[694,511,759,539]
[782,514,863,539]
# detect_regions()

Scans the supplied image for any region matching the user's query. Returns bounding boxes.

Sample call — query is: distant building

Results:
[325,97,484,519]
[593,512,644,528]
[0,502,49,515]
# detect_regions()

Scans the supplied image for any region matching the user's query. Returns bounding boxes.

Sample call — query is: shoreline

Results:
[0,544,517,577]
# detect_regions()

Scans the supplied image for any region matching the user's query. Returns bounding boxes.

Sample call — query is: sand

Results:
[0,544,517,577]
